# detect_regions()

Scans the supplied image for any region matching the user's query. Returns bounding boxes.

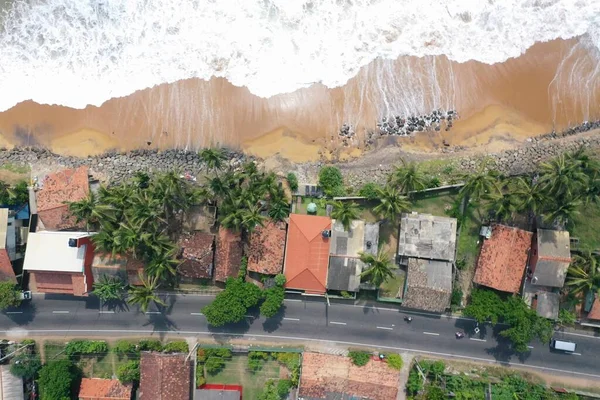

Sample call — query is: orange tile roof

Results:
[214,228,243,282]
[247,221,287,275]
[284,214,331,294]
[139,352,191,400]
[0,249,16,283]
[588,296,600,321]
[29,271,87,296]
[474,225,532,293]
[79,378,132,400]
[37,166,89,230]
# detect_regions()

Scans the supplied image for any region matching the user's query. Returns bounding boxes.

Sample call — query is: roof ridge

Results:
[287,268,326,291]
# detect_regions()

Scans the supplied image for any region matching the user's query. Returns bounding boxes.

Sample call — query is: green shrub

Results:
[248,351,270,372]
[260,286,285,318]
[455,258,466,270]
[275,352,300,370]
[21,339,36,346]
[427,177,441,188]
[238,257,248,279]
[318,166,345,197]
[65,340,108,357]
[358,182,382,200]
[348,351,371,367]
[340,290,353,299]
[138,339,163,352]
[117,360,140,383]
[205,356,226,375]
[386,354,403,370]
[451,287,463,306]
[274,274,286,287]
[277,379,293,397]
[163,341,189,353]
[38,360,78,400]
[113,340,138,357]
[559,309,576,326]
[0,281,21,310]
[10,352,41,380]
[197,375,206,387]
[286,173,299,192]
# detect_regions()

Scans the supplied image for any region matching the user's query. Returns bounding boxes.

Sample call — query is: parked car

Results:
[19,290,32,301]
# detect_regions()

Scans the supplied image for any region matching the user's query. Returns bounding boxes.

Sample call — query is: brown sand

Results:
[0,37,599,161]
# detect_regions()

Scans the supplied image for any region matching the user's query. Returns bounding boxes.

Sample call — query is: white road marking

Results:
[190,312,203,316]
[4,329,599,379]
[283,317,300,321]
[5,311,23,314]
[284,299,302,302]
[563,331,600,340]
[244,315,254,318]
[52,311,69,314]
[330,321,347,325]
[527,346,534,349]
[572,352,582,356]
[376,326,393,330]
[344,304,478,322]
[145,311,161,314]
[423,332,439,336]
[98,311,115,314]
[469,338,487,342]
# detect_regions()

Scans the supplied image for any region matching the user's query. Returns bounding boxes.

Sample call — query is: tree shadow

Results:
[262,306,285,333]
[207,319,251,337]
[3,302,36,326]
[100,299,130,313]
[142,314,179,340]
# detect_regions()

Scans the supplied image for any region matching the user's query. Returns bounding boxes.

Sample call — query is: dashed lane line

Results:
[469,338,487,342]
[283,317,300,321]
[423,332,439,336]
[52,311,69,314]
[330,321,347,325]
[376,326,393,330]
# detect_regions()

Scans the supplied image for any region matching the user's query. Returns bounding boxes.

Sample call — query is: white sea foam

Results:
[0,0,599,112]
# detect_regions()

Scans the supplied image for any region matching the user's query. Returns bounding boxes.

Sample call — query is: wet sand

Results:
[0,37,599,161]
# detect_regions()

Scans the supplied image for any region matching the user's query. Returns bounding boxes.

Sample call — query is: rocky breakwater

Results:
[0,147,249,183]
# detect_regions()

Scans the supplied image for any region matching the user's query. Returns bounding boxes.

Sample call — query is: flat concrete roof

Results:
[398,212,457,262]
[23,231,91,273]
[330,219,365,257]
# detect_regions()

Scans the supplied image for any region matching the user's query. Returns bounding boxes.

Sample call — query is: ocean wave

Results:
[0,0,599,112]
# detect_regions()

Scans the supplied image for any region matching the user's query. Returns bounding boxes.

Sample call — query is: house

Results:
[91,252,145,286]
[34,166,90,231]
[534,291,560,320]
[473,225,533,293]
[247,221,287,276]
[0,208,17,261]
[327,219,379,293]
[139,352,192,400]
[587,295,600,321]
[0,365,24,400]
[299,352,400,400]
[0,249,16,283]
[78,378,132,400]
[23,231,95,296]
[214,228,243,282]
[529,229,571,288]
[195,385,242,400]
[283,214,331,294]
[398,212,457,263]
[402,258,452,312]
[177,232,215,281]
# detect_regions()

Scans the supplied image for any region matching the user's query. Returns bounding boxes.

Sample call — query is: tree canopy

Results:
[202,278,262,326]
[318,166,345,197]
[0,281,21,310]
[38,360,78,400]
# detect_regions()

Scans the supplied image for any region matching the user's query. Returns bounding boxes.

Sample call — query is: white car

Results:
[19,291,32,301]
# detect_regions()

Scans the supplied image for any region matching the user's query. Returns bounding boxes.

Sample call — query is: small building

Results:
[139,352,192,400]
[587,295,600,321]
[529,229,571,288]
[34,166,90,231]
[0,208,18,261]
[535,291,560,320]
[214,228,243,282]
[177,232,215,281]
[91,252,145,286]
[78,377,132,400]
[195,385,242,400]
[24,231,95,296]
[247,221,287,275]
[397,212,457,263]
[283,214,331,294]
[402,258,452,312]
[0,365,24,400]
[473,225,532,293]
[0,249,16,283]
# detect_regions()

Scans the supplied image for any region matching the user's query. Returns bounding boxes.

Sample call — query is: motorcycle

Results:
[404,316,413,323]
[455,332,465,339]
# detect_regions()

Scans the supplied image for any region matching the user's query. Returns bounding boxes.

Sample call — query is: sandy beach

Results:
[0,37,598,162]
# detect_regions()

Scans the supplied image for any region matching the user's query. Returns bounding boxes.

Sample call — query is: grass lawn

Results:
[294,197,328,216]
[205,355,282,400]
[456,211,482,270]
[44,342,68,362]
[43,341,116,378]
[411,191,457,216]
[570,202,600,251]
[379,270,406,299]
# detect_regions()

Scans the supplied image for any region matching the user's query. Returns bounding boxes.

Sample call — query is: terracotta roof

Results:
[299,352,400,400]
[139,352,192,400]
[247,221,286,275]
[214,228,243,282]
[126,258,145,286]
[36,166,89,230]
[402,258,452,312]
[29,271,87,296]
[0,249,16,283]
[588,296,600,321]
[284,215,331,294]
[474,225,532,293]
[79,378,132,400]
[177,232,215,279]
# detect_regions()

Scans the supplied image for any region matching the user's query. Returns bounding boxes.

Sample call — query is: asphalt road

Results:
[1,293,599,378]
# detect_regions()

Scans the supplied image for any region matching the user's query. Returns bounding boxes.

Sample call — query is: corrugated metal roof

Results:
[0,365,24,400]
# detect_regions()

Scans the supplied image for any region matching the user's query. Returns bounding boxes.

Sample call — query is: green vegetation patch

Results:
[570,202,600,251]
[378,270,405,299]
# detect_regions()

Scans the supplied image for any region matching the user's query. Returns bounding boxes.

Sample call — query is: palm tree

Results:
[92,275,126,303]
[268,198,289,221]
[242,204,267,233]
[372,185,411,222]
[511,177,547,215]
[68,191,115,230]
[542,196,581,226]
[199,148,227,174]
[538,154,588,199]
[220,196,247,232]
[146,248,178,280]
[127,274,165,313]
[566,251,600,297]
[331,201,360,231]
[92,229,120,255]
[127,191,165,232]
[388,160,427,195]
[459,163,501,205]
[359,250,396,287]
[490,193,517,222]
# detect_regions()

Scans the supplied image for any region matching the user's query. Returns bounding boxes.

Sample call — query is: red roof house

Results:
[36,166,90,231]
[247,221,287,275]
[283,214,331,294]
[214,228,243,282]
[474,225,532,293]
[0,249,16,283]
[78,377,132,400]
[177,232,215,280]
[139,352,192,400]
